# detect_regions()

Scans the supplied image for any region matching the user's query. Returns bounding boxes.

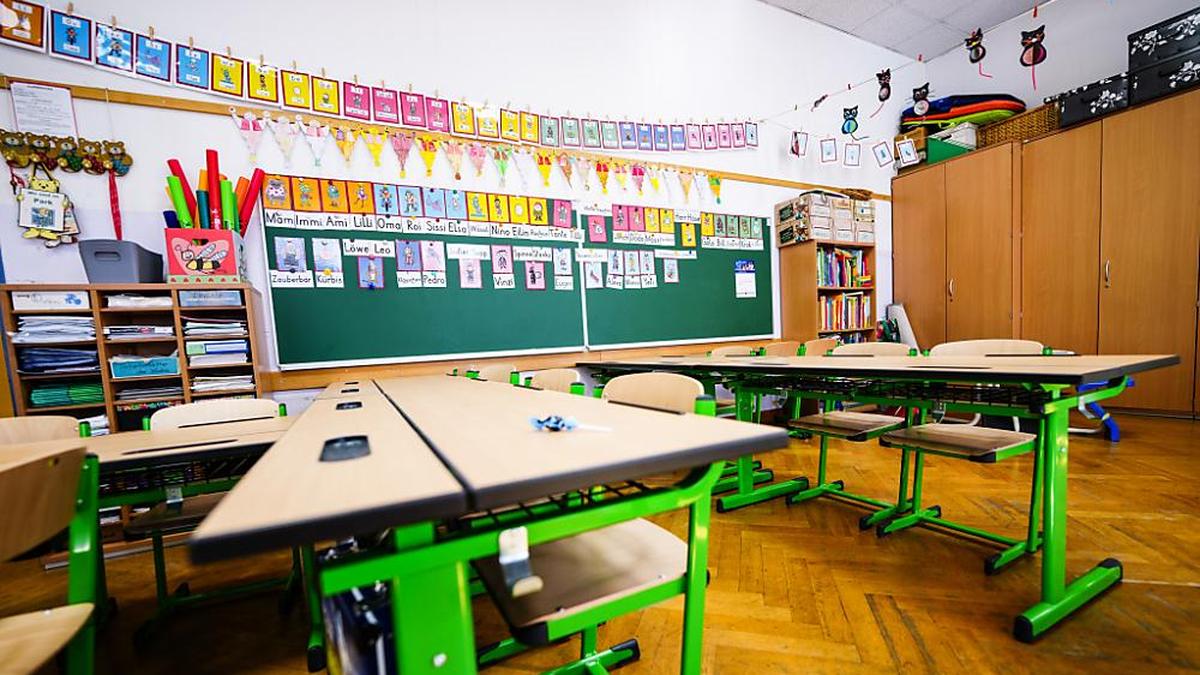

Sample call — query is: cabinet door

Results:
[1021,123,1102,354]
[1100,91,1200,412]
[945,144,1017,341]
[892,165,947,348]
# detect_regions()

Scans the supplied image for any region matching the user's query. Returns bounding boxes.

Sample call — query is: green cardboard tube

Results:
[220,179,238,230]
[196,190,211,229]
[167,176,194,228]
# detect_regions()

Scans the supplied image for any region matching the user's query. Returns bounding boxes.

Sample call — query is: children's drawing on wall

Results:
[275,236,308,272]
[312,238,342,275]
[491,244,513,274]
[420,240,446,272]
[525,261,546,290]
[357,256,384,289]
[459,258,483,289]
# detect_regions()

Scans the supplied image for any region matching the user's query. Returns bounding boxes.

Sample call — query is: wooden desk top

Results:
[577,354,1179,385]
[84,417,294,470]
[376,376,789,510]
[188,393,467,563]
[315,380,381,400]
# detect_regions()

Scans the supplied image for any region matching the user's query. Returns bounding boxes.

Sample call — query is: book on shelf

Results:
[191,375,254,393]
[818,291,872,332]
[189,353,249,367]
[816,246,872,289]
[185,339,248,356]
[104,325,175,340]
[10,316,95,343]
[106,294,173,308]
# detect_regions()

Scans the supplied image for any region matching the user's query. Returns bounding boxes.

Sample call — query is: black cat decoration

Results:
[1020,25,1047,89]
[912,82,931,117]
[876,69,891,102]
[965,28,986,63]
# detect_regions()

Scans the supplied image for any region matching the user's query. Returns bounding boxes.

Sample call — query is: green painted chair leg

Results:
[300,545,326,673]
[477,637,529,667]
[876,506,942,537]
[986,539,1037,575]
[542,638,640,675]
[716,477,808,512]
[713,468,772,495]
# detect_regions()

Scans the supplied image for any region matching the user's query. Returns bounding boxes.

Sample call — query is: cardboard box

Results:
[774,197,809,248]
[833,227,856,242]
[165,229,247,284]
[811,226,833,242]
[854,221,876,244]
[11,290,90,310]
[853,200,875,222]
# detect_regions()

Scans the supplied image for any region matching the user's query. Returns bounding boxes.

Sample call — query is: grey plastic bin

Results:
[79,239,164,283]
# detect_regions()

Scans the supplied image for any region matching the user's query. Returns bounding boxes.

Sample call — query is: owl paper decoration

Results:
[841,106,862,141]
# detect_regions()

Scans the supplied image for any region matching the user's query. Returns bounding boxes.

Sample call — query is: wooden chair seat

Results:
[474,518,686,645]
[789,411,905,441]
[125,493,226,538]
[881,424,1036,463]
[0,603,92,675]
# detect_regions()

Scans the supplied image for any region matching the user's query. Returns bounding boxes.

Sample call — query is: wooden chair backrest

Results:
[529,368,580,393]
[710,345,757,357]
[0,444,85,561]
[803,337,839,356]
[760,341,802,357]
[602,372,704,414]
[475,363,519,383]
[0,416,78,444]
[832,341,912,356]
[150,398,280,430]
[929,339,1044,356]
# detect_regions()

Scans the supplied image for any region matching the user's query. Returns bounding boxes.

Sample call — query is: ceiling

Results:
[759,0,1038,60]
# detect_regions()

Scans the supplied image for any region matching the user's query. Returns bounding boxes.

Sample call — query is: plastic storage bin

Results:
[110,354,180,379]
[79,239,164,283]
[178,289,243,307]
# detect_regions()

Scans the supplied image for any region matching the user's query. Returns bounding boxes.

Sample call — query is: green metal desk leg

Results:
[390,525,477,674]
[715,388,807,512]
[680,481,714,674]
[1014,404,1122,642]
[65,456,100,675]
[300,545,326,672]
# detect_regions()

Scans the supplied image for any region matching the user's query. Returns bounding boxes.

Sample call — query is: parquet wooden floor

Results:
[2,415,1197,674]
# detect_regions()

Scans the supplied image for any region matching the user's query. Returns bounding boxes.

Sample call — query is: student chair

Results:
[0,415,82,444]
[0,442,97,675]
[787,341,913,528]
[130,399,315,659]
[873,339,1046,574]
[472,362,520,384]
[475,372,715,672]
[800,337,839,356]
[525,368,584,394]
[708,345,758,358]
[760,340,802,357]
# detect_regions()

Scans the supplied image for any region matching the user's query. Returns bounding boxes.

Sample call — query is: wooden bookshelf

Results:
[1,283,267,432]
[779,239,877,343]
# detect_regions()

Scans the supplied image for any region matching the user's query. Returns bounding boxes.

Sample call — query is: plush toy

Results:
[79,138,105,175]
[2,130,30,168]
[101,140,133,176]
[55,137,83,172]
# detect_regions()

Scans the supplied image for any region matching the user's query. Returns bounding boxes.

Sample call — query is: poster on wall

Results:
[9,80,77,137]
[734,259,756,299]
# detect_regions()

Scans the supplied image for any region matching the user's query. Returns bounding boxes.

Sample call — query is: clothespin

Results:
[291,60,297,71]
[497,527,543,598]
[148,25,155,39]
[259,53,265,66]
[225,46,233,57]
[188,36,195,49]
[408,82,414,92]
[321,68,327,78]
[110,15,117,26]
[353,74,359,84]
[66,2,74,14]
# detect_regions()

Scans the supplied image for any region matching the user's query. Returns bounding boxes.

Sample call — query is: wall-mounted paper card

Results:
[639,250,655,276]
[588,215,607,243]
[700,212,715,237]
[312,77,340,115]
[844,142,861,168]
[619,122,637,149]
[1,1,45,51]
[606,273,624,290]
[487,194,510,223]
[282,71,312,110]
[608,250,624,275]
[686,124,702,150]
[553,248,572,276]
[491,245,514,274]
[358,257,385,289]
[514,246,552,262]
[611,205,628,231]
[500,109,520,141]
[247,62,280,104]
[291,177,320,212]
[636,123,653,151]
[51,11,93,63]
[420,240,446,271]
[739,215,752,239]
[372,88,400,124]
[561,118,581,147]
[422,270,447,288]
[702,125,717,150]
[312,238,343,274]
[670,124,687,151]
[426,98,450,132]
[459,258,482,289]
[342,239,394,258]
[421,188,447,218]
[553,199,573,228]
[644,208,660,233]
[896,138,919,167]
[660,209,675,233]
[396,240,423,271]
[819,138,838,164]
[509,195,530,224]
[731,123,746,148]
[476,106,500,139]
[398,186,423,216]
[373,184,398,215]
[582,119,602,148]
[663,258,679,283]
[584,261,604,289]
[343,82,371,120]
[446,190,467,220]
[274,237,308,273]
[452,102,476,136]
[319,179,349,213]
[520,111,540,144]
[626,274,643,290]
[628,206,645,232]
[714,214,726,236]
[540,116,560,147]
[623,251,640,276]
[745,122,759,146]
[554,275,574,291]
[524,262,546,290]
[396,270,422,288]
[653,124,670,151]
[401,92,426,127]
[95,23,134,73]
[716,124,732,148]
[681,222,697,248]
[347,182,375,214]
[447,243,491,260]
[873,141,894,167]
[529,198,549,226]
[493,273,515,289]
[601,121,620,149]
[467,192,488,221]
[134,34,171,82]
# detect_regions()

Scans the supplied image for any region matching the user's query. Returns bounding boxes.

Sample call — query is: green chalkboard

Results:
[266,227,584,367]
[580,214,774,347]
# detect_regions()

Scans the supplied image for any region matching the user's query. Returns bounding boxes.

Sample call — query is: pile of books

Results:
[186,339,249,367]
[104,325,175,341]
[10,316,94,343]
[17,347,99,374]
[115,385,184,401]
[29,382,104,408]
[182,316,246,337]
[191,375,254,394]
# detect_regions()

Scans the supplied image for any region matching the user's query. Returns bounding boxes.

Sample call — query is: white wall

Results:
[924,0,1193,108]
[0,0,920,367]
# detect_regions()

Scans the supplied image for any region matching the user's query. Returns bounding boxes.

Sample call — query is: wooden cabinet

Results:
[945,144,1020,341]
[1098,92,1200,412]
[1020,123,1102,354]
[892,164,947,347]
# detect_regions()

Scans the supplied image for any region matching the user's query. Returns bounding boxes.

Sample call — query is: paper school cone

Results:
[390,131,415,177]
[631,163,645,194]
[596,160,609,193]
[557,152,573,186]
[206,149,222,225]
[166,176,194,228]
[167,159,198,221]
[444,140,465,180]
[468,142,487,177]
[362,128,387,167]
[491,145,512,186]
[534,150,553,187]
[648,167,661,193]
[679,170,693,201]
[613,162,628,191]
[417,135,439,177]
[708,174,722,204]
[220,179,237,230]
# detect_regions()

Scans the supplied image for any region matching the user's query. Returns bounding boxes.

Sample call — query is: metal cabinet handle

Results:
[948,278,955,300]
[1103,260,1111,288]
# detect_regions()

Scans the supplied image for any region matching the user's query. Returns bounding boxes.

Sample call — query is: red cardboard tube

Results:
[239,168,265,233]
[206,149,222,226]
[167,159,198,221]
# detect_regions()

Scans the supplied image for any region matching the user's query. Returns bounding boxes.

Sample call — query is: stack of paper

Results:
[80,413,110,436]
[107,294,173,308]
[191,375,254,393]
[10,316,95,343]
[182,316,246,337]
[186,339,249,367]
[17,348,99,374]
[115,385,184,401]
[104,325,175,340]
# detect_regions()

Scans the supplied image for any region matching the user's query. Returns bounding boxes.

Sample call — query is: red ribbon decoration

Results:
[108,169,123,240]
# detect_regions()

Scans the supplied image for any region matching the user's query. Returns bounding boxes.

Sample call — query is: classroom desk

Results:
[576,352,1177,642]
[190,375,787,674]
[314,380,382,400]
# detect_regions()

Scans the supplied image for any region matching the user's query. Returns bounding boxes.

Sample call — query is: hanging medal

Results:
[390,131,415,177]
[231,109,265,163]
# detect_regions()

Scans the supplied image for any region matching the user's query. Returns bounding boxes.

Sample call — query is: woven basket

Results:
[978,104,1061,147]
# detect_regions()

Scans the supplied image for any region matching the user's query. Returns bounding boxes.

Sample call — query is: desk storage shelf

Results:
[1,283,268,432]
